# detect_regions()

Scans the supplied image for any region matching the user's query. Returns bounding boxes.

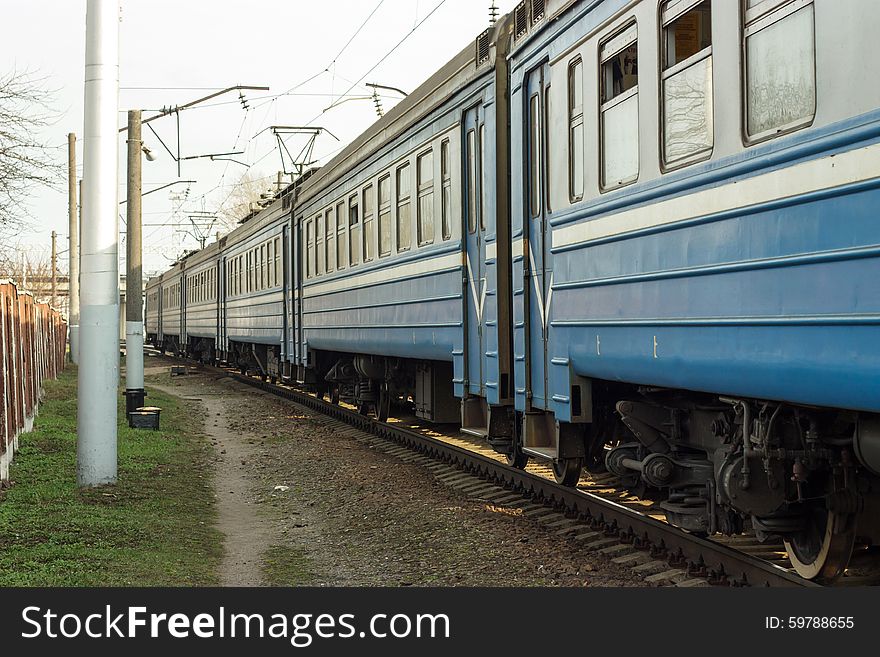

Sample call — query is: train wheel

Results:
[552,457,584,487]
[784,506,856,582]
[330,385,340,405]
[506,443,529,469]
[377,383,391,422]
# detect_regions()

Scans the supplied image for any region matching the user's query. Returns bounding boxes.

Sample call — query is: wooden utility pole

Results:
[51,230,57,307]
[124,109,145,416]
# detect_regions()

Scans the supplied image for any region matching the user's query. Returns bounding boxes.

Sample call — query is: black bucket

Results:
[128,406,161,430]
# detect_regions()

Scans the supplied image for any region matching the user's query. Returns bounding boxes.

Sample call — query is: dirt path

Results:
[144,356,644,588]
[149,377,272,586]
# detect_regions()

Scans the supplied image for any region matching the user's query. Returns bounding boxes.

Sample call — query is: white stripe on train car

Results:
[303,252,461,297]
[553,142,880,250]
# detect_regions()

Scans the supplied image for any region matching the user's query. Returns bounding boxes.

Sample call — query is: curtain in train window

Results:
[397,163,412,252]
[441,140,452,241]
[417,150,434,246]
[349,195,360,266]
[364,184,376,261]
[568,58,584,201]
[600,23,639,189]
[662,0,713,166]
[378,175,392,257]
[336,201,346,269]
[744,0,815,140]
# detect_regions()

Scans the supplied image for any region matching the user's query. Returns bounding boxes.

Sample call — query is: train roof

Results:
[293,11,515,209]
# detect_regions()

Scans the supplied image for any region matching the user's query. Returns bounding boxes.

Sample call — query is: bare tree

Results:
[0,69,63,244]
[0,248,63,310]
[214,172,276,233]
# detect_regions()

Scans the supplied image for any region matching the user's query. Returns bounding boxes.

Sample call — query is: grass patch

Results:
[262,544,315,586]
[0,365,222,586]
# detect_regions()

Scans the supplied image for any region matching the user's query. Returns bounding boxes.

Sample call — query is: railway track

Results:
[166,364,818,588]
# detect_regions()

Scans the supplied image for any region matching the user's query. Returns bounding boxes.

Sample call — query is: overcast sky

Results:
[1,0,519,275]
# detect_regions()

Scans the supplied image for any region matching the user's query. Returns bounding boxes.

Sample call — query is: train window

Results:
[600,23,639,189]
[274,237,281,286]
[316,214,325,275]
[305,220,314,279]
[336,201,346,270]
[744,0,815,141]
[467,129,477,231]
[349,194,360,266]
[396,163,412,252]
[568,58,584,201]
[238,255,243,293]
[479,125,487,229]
[417,150,434,246]
[662,0,713,167]
[378,176,392,257]
[528,95,541,217]
[326,208,336,273]
[441,140,452,241]
[262,244,268,290]
[268,240,275,288]
[363,184,375,262]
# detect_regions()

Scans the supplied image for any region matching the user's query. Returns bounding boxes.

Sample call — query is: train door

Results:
[463,105,486,402]
[525,63,551,411]
[282,221,290,375]
[219,256,227,359]
[294,216,304,383]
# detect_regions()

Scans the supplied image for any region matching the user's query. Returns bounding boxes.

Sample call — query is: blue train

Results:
[146,0,880,581]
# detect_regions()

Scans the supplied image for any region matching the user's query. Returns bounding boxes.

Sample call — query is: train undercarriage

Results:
[164,333,880,582]
[500,384,880,582]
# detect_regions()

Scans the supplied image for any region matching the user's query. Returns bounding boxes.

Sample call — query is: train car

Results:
[291,16,514,431]
[220,199,291,381]
[155,261,184,354]
[181,240,223,363]
[506,0,880,580]
[144,274,162,349]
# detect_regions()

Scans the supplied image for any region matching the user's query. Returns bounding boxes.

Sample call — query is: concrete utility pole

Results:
[125,110,145,415]
[78,0,120,487]
[50,231,57,307]
[68,133,80,363]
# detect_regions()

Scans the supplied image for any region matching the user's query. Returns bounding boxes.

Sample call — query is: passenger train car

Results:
[145,0,880,581]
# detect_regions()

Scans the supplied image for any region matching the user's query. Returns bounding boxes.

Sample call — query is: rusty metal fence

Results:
[0,279,68,482]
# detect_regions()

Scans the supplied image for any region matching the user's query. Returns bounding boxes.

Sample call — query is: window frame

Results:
[598,21,640,192]
[378,175,392,257]
[440,139,452,241]
[568,57,585,202]
[396,162,412,253]
[659,0,715,171]
[416,149,435,246]
[363,184,375,262]
[741,0,816,145]
[325,207,335,273]
[336,200,347,270]
[349,193,360,267]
